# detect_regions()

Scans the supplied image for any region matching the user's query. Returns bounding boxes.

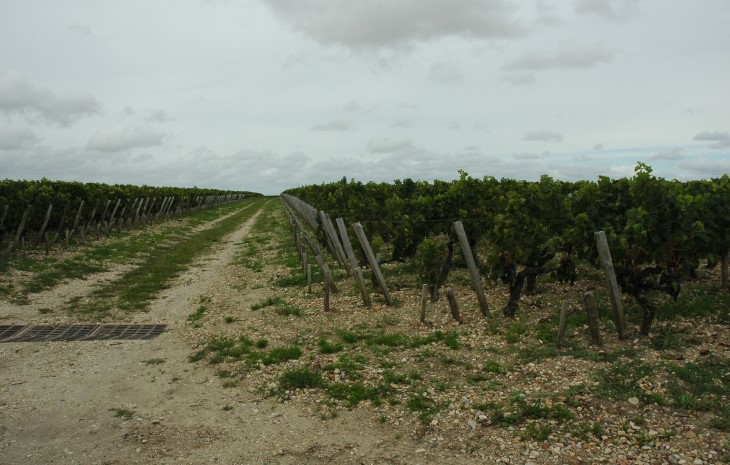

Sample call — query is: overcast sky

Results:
[1,0,729,195]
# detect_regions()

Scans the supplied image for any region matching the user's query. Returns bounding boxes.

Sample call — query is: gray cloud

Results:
[86,125,165,152]
[367,137,417,154]
[504,44,612,71]
[391,120,413,128]
[593,143,604,150]
[522,130,563,143]
[503,72,536,85]
[693,131,730,149]
[147,110,174,122]
[679,157,730,177]
[262,0,525,51]
[341,99,373,113]
[650,149,685,160]
[0,127,39,150]
[429,62,463,83]
[67,23,91,36]
[0,71,101,126]
[312,118,355,131]
[575,0,642,20]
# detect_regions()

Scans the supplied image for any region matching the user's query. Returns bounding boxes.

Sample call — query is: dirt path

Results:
[0,201,475,465]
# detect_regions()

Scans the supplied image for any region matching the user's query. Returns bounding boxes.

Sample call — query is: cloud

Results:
[593,143,604,150]
[429,62,463,83]
[67,23,91,35]
[147,110,174,122]
[86,125,165,152]
[575,0,641,20]
[522,130,563,143]
[0,71,101,126]
[391,120,413,128]
[503,72,536,85]
[262,0,526,51]
[341,99,373,113]
[312,118,355,131]
[512,152,541,160]
[679,157,730,177]
[367,137,416,154]
[504,44,612,71]
[0,127,39,150]
[693,131,730,149]
[650,149,685,160]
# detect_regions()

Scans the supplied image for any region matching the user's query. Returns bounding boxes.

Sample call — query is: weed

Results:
[109,408,134,420]
[224,316,235,324]
[143,358,165,366]
[383,370,407,384]
[251,296,284,310]
[483,359,505,374]
[222,404,233,411]
[187,305,206,327]
[318,338,343,354]
[276,304,304,317]
[326,383,385,407]
[522,423,552,441]
[280,369,324,389]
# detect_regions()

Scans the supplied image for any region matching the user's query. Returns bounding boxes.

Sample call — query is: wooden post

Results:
[352,222,392,306]
[37,204,53,245]
[14,205,30,246]
[307,264,312,294]
[70,201,85,240]
[556,301,569,348]
[594,231,627,340]
[420,284,429,324]
[323,268,332,312]
[319,211,350,275]
[583,292,604,347]
[454,221,490,317]
[0,204,8,232]
[336,217,359,270]
[445,287,462,323]
[302,250,308,272]
[354,267,371,308]
[314,255,338,294]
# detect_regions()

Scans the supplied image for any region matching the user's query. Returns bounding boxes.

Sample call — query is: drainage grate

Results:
[0,324,166,343]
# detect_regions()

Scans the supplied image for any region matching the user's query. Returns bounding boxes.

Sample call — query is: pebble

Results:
[628,397,640,406]
[467,419,477,429]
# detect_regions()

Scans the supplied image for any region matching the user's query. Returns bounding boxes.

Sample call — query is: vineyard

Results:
[284,164,730,336]
[0,178,261,257]
[1,171,730,464]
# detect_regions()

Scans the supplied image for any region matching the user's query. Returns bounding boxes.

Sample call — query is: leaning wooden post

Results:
[594,231,627,340]
[36,204,53,245]
[70,201,85,240]
[445,287,462,323]
[336,217,359,270]
[6,205,31,255]
[556,301,569,348]
[454,221,490,317]
[420,284,429,324]
[352,222,392,306]
[353,267,371,308]
[319,211,350,275]
[583,292,604,347]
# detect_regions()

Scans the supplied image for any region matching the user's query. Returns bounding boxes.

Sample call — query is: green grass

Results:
[187,305,206,327]
[68,199,266,319]
[188,334,302,367]
[280,369,325,389]
[143,358,165,365]
[109,408,135,420]
[251,296,284,310]
[318,338,344,354]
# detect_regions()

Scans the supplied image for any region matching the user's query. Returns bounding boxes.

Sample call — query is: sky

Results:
[1,0,729,195]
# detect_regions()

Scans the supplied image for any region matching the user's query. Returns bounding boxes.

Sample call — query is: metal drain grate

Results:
[0,324,166,343]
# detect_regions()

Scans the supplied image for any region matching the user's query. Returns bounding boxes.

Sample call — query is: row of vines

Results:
[284,164,730,335]
[0,178,261,254]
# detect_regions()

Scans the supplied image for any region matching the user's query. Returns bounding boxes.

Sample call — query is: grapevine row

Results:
[284,164,730,335]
